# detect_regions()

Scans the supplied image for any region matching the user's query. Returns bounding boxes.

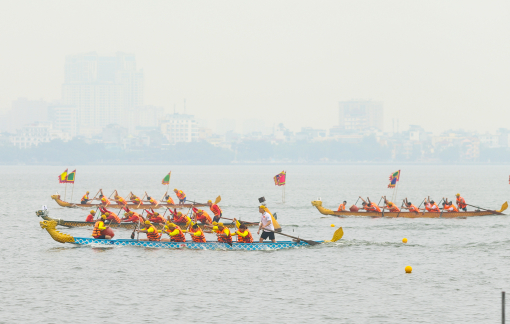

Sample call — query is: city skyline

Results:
[1,1,509,135]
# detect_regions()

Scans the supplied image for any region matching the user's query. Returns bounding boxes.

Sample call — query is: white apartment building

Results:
[48,105,78,137]
[160,113,199,144]
[62,52,144,136]
[339,100,383,132]
[10,123,71,148]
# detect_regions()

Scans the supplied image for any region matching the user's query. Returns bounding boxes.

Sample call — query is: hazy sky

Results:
[1,0,509,134]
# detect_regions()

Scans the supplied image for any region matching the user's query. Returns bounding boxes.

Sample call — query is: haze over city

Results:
[1,0,509,134]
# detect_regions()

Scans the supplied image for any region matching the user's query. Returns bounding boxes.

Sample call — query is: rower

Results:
[81,191,90,204]
[163,223,186,242]
[115,194,128,207]
[147,210,165,223]
[194,209,212,225]
[424,197,439,212]
[188,223,206,243]
[456,193,467,212]
[105,211,120,224]
[86,210,96,222]
[138,220,161,241]
[165,194,175,205]
[384,201,400,212]
[444,199,459,212]
[99,194,110,207]
[92,215,112,239]
[403,198,419,213]
[174,189,186,205]
[216,223,233,245]
[172,211,191,226]
[257,205,276,243]
[359,197,381,212]
[122,211,143,223]
[146,196,160,208]
[208,200,223,223]
[232,218,253,243]
[130,194,143,206]
[337,201,347,212]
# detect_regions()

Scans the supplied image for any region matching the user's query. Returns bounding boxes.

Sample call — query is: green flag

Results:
[162,172,171,185]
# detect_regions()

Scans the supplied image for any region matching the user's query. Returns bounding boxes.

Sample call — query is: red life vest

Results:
[237,230,253,243]
[92,220,105,238]
[146,225,161,241]
[367,203,381,212]
[167,227,186,242]
[131,196,142,205]
[210,204,222,216]
[117,197,127,206]
[149,215,165,223]
[456,197,467,209]
[173,215,189,223]
[106,212,120,223]
[86,214,95,222]
[337,204,346,212]
[196,212,212,224]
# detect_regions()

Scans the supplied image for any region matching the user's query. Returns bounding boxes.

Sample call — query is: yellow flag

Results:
[58,169,68,184]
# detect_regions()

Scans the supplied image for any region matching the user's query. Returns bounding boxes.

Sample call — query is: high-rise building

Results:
[0,98,49,133]
[160,113,199,143]
[47,105,78,137]
[338,101,383,132]
[62,52,144,136]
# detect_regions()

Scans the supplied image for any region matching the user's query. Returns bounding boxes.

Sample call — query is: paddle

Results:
[261,228,320,246]
[219,216,258,226]
[466,203,507,215]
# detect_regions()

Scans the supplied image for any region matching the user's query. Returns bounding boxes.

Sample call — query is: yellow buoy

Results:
[405,266,412,273]
[330,224,335,227]
[402,238,408,243]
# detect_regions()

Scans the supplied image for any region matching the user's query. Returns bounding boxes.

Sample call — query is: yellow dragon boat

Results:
[311,200,508,218]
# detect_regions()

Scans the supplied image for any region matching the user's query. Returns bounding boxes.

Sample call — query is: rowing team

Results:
[91,206,277,244]
[338,194,468,213]
[80,189,190,207]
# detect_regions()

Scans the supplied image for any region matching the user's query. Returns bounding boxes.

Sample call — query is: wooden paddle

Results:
[261,228,321,246]
[218,216,258,226]
[466,203,507,215]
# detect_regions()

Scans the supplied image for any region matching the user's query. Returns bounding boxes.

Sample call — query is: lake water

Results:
[1,165,509,323]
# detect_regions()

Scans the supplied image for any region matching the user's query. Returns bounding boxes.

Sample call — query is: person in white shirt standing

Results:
[257,205,276,243]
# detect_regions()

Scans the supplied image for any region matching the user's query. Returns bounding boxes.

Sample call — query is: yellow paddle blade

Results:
[497,201,508,213]
[264,207,281,231]
[214,195,221,205]
[325,227,344,242]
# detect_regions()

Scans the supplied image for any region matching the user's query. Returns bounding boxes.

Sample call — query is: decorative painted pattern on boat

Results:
[51,195,207,209]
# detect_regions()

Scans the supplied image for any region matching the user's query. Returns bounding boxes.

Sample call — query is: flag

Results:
[274,171,286,186]
[58,169,68,184]
[388,170,400,188]
[162,172,171,185]
[66,170,76,183]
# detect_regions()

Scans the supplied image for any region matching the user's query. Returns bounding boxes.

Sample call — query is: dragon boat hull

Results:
[37,211,256,230]
[51,195,206,209]
[39,218,343,250]
[311,200,508,218]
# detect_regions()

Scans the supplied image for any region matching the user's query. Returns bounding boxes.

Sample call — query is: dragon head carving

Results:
[40,219,75,243]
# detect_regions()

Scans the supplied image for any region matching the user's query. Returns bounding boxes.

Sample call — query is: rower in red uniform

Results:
[455,193,467,212]
[105,211,120,224]
[232,218,253,243]
[138,220,161,241]
[337,201,347,212]
[194,208,212,225]
[208,200,223,223]
[92,215,113,239]
[146,210,165,223]
[163,223,186,242]
[122,211,144,223]
[172,211,191,226]
[86,210,96,222]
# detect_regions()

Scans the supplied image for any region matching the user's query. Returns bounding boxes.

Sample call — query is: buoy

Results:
[330,224,335,227]
[405,266,412,273]
[402,238,408,243]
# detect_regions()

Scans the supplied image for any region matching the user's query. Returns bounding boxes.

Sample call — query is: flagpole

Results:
[64,181,68,201]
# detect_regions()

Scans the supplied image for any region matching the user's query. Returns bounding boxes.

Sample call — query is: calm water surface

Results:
[1,165,509,323]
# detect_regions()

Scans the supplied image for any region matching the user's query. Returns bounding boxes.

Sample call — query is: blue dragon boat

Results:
[40,219,344,251]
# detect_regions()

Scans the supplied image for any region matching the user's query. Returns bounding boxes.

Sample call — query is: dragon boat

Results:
[39,219,344,251]
[36,210,257,230]
[311,200,508,218]
[51,195,207,209]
